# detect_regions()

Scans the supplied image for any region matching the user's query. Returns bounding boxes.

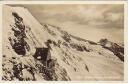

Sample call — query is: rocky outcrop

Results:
[3,5,124,81]
[9,12,30,56]
[99,39,124,61]
[3,11,70,81]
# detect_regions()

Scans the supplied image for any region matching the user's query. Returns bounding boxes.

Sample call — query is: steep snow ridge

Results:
[2,5,124,81]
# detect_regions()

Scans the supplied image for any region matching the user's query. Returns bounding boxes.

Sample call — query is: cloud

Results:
[11,4,124,43]
[23,4,123,29]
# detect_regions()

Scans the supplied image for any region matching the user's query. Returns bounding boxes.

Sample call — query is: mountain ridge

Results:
[2,5,124,81]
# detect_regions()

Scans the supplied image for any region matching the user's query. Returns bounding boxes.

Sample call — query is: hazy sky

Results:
[13,4,124,43]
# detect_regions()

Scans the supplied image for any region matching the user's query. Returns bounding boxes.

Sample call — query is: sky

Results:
[12,4,124,43]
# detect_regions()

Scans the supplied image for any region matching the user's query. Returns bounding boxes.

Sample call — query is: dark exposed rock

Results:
[99,39,124,61]
[3,55,6,58]
[9,12,30,56]
[12,41,26,55]
[44,24,56,36]
[3,7,124,81]
[83,46,90,52]
[85,64,89,72]
[13,63,23,81]
[62,34,71,43]
[70,43,90,52]
[62,42,69,48]
[12,12,23,22]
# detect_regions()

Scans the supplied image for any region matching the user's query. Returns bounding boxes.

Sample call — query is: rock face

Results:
[99,39,124,61]
[2,5,124,81]
[9,12,30,56]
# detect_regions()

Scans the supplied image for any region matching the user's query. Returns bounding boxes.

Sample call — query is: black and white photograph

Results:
[2,4,124,81]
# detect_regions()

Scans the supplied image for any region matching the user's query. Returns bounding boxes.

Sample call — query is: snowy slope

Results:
[2,5,124,81]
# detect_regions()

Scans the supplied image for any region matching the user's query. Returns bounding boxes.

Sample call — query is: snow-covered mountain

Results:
[2,5,124,81]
